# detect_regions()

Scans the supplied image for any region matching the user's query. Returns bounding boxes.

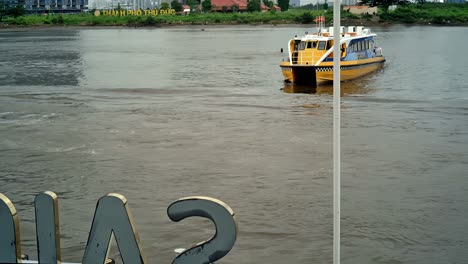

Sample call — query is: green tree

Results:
[278,0,288,11]
[171,0,183,11]
[116,3,122,15]
[295,11,314,23]
[263,0,273,8]
[8,5,26,18]
[188,0,197,12]
[0,2,6,22]
[160,2,170,9]
[247,0,261,12]
[202,0,212,12]
[362,0,400,5]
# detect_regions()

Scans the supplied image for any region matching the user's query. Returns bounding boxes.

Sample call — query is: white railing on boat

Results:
[289,55,340,66]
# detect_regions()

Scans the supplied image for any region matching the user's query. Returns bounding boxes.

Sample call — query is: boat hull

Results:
[280,57,385,86]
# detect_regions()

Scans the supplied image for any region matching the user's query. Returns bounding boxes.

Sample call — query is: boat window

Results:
[365,40,369,50]
[307,41,316,49]
[318,41,327,50]
[358,41,363,51]
[293,40,300,52]
[299,41,306,50]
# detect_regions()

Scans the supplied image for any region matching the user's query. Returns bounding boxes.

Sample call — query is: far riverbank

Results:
[1,3,467,29]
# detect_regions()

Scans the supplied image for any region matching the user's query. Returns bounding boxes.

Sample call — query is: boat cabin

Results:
[288,26,380,66]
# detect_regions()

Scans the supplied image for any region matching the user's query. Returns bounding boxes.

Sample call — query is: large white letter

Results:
[35,191,61,264]
[0,193,21,263]
[167,196,237,264]
[82,193,145,264]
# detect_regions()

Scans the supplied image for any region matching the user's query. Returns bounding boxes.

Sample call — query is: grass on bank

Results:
[379,3,468,24]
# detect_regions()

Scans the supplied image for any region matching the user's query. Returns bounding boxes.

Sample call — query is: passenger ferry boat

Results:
[280,21,385,86]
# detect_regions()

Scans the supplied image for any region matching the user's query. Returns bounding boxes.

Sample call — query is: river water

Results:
[0,25,467,264]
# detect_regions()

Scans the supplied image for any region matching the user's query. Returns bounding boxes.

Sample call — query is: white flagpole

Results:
[332,0,341,263]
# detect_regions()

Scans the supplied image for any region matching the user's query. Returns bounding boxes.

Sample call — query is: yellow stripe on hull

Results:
[280,57,385,85]
[317,61,385,82]
[280,62,294,83]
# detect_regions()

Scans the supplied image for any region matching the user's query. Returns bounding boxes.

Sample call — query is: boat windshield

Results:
[298,41,306,50]
[307,41,317,49]
[317,41,327,50]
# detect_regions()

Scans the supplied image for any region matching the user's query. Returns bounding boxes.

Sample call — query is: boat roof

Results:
[294,26,377,42]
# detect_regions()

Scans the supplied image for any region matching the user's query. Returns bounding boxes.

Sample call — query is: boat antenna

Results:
[316,15,319,34]
[332,0,341,264]
[316,15,324,35]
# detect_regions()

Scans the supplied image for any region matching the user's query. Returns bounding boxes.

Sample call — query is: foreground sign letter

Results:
[82,193,145,264]
[0,192,237,264]
[35,191,62,264]
[167,196,237,264]
[0,193,21,263]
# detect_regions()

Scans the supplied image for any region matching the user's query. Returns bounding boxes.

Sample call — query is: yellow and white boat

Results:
[280,25,385,86]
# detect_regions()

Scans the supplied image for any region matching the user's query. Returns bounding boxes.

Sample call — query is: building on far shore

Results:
[343,5,377,15]
[181,4,190,14]
[0,0,88,13]
[210,0,280,12]
[290,0,346,7]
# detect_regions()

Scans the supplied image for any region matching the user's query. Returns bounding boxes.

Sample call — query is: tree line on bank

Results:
[165,0,289,13]
[1,0,289,22]
[1,0,466,26]
[0,3,26,22]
